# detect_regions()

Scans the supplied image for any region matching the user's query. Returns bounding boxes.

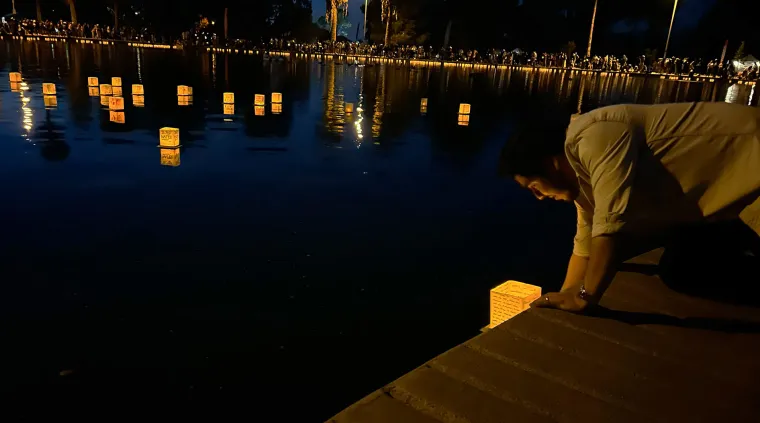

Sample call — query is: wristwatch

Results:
[578,284,592,301]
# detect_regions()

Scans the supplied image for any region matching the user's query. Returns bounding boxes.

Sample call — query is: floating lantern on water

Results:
[109,96,125,111]
[88,77,99,87]
[43,83,56,95]
[457,114,470,126]
[420,98,428,107]
[271,92,283,103]
[458,103,471,115]
[9,72,22,82]
[109,111,125,124]
[254,94,266,106]
[132,84,144,95]
[159,128,180,148]
[223,92,235,104]
[160,148,180,167]
[100,84,113,95]
[223,104,235,115]
[133,95,145,107]
[112,77,122,87]
[271,103,282,115]
[44,95,58,109]
[177,85,192,96]
[112,86,123,96]
[489,281,542,328]
[254,105,265,116]
[345,103,354,113]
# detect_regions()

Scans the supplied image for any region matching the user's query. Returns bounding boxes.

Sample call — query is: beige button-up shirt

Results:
[566,102,760,257]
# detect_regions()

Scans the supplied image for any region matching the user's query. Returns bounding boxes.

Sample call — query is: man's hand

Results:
[531,291,588,313]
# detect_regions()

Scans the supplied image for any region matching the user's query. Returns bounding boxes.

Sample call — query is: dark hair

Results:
[498,114,570,177]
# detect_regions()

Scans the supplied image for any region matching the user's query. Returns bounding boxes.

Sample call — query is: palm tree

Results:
[381,0,392,45]
[325,0,348,42]
[66,0,78,24]
[36,0,43,21]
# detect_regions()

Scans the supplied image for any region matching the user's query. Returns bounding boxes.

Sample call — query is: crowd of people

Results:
[3,16,757,81]
[1,18,159,43]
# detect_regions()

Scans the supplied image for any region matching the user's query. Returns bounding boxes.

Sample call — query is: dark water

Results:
[1,41,757,419]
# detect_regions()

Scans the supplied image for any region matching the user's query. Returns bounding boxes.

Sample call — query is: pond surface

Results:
[1,41,757,419]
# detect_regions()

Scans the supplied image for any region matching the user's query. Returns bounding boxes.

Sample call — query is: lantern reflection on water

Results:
[271,103,282,114]
[457,114,470,126]
[44,95,58,109]
[109,111,125,124]
[100,96,110,107]
[160,148,180,167]
[159,127,180,148]
[10,82,21,92]
[133,95,145,107]
[254,105,265,116]
[178,95,192,106]
[88,87,100,96]
[458,103,471,114]
[223,104,235,115]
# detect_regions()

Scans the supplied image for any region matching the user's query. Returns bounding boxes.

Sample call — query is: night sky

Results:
[312,0,716,41]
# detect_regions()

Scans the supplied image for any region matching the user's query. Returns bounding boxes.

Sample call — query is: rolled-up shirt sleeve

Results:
[573,201,592,257]
[576,121,638,237]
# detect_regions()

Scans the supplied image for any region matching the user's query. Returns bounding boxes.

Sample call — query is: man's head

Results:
[499,117,578,203]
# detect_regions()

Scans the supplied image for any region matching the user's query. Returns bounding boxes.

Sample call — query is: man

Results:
[500,102,760,312]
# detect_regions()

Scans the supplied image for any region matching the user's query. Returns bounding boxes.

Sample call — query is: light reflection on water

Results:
[0,41,758,419]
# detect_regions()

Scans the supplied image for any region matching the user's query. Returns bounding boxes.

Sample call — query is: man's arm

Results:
[560,254,588,293]
[581,235,618,303]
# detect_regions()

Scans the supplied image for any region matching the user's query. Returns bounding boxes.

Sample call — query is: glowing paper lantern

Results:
[133,95,145,107]
[160,148,180,167]
[113,86,123,96]
[109,111,126,124]
[111,77,122,87]
[271,103,282,114]
[159,127,180,148]
[177,85,192,96]
[420,98,428,107]
[254,94,266,106]
[223,92,235,104]
[457,114,470,126]
[100,84,113,95]
[9,72,22,82]
[109,96,125,111]
[43,83,57,95]
[254,105,265,116]
[345,103,354,113]
[458,103,471,115]
[132,84,144,95]
[271,92,283,103]
[223,104,235,115]
[489,281,542,328]
[88,77,99,87]
[44,95,58,109]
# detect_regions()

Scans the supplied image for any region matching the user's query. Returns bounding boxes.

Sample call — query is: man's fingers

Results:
[531,295,553,308]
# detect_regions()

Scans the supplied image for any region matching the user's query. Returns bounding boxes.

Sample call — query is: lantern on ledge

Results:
[489,281,542,328]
